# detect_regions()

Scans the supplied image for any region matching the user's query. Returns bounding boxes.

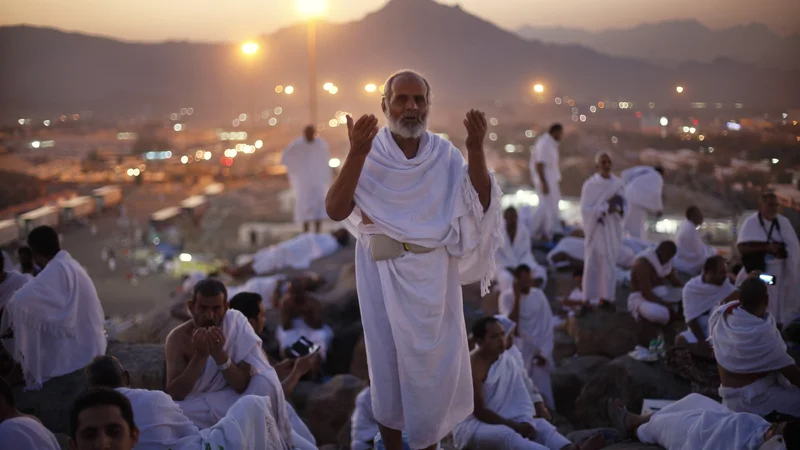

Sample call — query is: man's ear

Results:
[381,98,387,114]
[131,427,140,446]
[123,370,131,387]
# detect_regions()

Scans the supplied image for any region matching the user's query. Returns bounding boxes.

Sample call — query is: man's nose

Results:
[95,432,113,449]
[404,98,418,110]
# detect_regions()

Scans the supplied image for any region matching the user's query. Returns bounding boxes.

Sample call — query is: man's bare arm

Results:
[471,359,521,429]
[632,261,664,304]
[464,110,491,211]
[325,115,378,221]
[165,331,208,400]
[207,327,252,393]
[535,162,549,194]
[667,269,684,287]
[779,364,800,388]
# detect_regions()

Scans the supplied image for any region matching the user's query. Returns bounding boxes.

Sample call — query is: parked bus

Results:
[92,185,123,210]
[19,205,59,235]
[60,196,96,221]
[181,195,208,223]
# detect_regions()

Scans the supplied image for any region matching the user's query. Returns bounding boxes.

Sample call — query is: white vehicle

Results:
[60,196,96,221]
[92,185,122,210]
[19,205,59,234]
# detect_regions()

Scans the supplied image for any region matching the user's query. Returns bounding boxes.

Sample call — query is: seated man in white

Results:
[559,269,587,316]
[86,355,288,450]
[498,264,555,409]
[608,393,798,450]
[546,232,644,272]
[164,278,295,446]
[351,384,379,450]
[1,225,106,390]
[276,279,333,361]
[0,378,60,450]
[676,255,738,358]
[0,252,29,313]
[453,317,603,450]
[673,206,718,275]
[710,276,800,417]
[627,241,684,343]
[225,229,350,278]
[495,206,547,293]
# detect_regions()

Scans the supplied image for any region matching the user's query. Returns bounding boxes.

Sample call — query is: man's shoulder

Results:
[166,321,193,344]
[470,352,491,378]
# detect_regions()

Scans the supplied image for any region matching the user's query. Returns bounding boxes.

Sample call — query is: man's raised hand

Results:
[347,114,379,158]
[464,109,487,153]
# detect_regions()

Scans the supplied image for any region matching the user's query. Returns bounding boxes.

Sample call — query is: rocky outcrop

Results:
[567,310,638,358]
[573,364,642,429]
[552,356,611,419]
[304,374,366,445]
[553,329,577,362]
[607,356,691,401]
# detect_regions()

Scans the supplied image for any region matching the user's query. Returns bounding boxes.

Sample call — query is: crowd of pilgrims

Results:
[1,69,799,450]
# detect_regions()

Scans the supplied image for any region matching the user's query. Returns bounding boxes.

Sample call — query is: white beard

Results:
[385,112,428,139]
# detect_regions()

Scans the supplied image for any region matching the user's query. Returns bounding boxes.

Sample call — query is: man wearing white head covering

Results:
[735,192,800,328]
[282,125,332,233]
[676,255,738,358]
[710,276,800,417]
[495,207,547,293]
[621,165,664,239]
[529,124,563,241]
[627,241,684,330]
[497,265,555,409]
[325,70,503,450]
[580,152,625,308]
[673,206,718,275]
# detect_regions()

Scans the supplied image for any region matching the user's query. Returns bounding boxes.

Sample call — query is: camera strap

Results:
[758,213,782,243]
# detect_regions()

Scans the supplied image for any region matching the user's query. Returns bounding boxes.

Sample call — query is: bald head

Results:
[86,356,129,389]
[656,240,677,264]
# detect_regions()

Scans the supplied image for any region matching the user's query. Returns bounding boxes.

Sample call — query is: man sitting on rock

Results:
[276,278,333,361]
[164,278,295,445]
[559,269,588,317]
[710,276,800,417]
[676,255,738,358]
[224,228,350,279]
[69,388,139,450]
[608,393,798,450]
[498,264,556,409]
[627,241,684,344]
[673,206,718,276]
[453,317,603,450]
[86,355,290,450]
[495,206,547,293]
[0,378,60,449]
[1,225,106,390]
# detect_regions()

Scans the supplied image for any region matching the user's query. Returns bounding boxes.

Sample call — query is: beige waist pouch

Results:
[369,234,434,261]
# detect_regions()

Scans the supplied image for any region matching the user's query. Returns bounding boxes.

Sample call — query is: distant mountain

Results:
[1,0,798,120]
[517,20,800,70]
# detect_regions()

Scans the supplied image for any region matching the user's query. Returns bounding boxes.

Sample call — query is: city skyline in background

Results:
[1,0,798,43]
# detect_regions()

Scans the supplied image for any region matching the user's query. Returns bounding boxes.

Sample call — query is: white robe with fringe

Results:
[344,127,503,449]
[252,233,340,275]
[281,137,332,223]
[622,166,663,239]
[175,309,293,448]
[709,301,800,416]
[636,393,773,450]
[674,219,718,275]
[495,221,547,292]
[498,288,555,409]
[580,173,625,303]
[0,417,60,450]
[0,250,106,390]
[735,212,800,324]
[679,276,736,343]
[452,350,569,450]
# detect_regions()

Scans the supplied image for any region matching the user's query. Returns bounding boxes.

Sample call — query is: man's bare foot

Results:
[578,433,605,450]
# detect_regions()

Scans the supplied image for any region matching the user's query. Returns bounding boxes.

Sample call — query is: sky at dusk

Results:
[1,0,798,42]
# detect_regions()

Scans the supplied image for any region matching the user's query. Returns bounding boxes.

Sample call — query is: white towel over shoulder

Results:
[682,276,736,323]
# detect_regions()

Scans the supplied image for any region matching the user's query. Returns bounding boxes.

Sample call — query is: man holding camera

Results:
[736,192,800,328]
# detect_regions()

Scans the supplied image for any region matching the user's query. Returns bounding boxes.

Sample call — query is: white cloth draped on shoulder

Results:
[351,386,379,450]
[117,387,202,450]
[495,221,547,292]
[281,137,332,223]
[674,219,718,274]
[0,250,106,390]
[683,276,737,324]
[735,213,800,325]
[621,166,663,212]
[345,127,503,449]
[0,417,60,450]
[493,314,546,406]
[200,395,283,450]
[627,248,681,322]
[708,301,794,374]
[176,309,293,448]
[636,393,774,450]
[252,233,340,275]
[580,174,625,302]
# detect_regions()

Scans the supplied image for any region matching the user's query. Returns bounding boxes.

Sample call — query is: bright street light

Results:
[676,86,684,94]
[285,85,295,95]
[533,84,544,93]
[323,82,333,91]
[365,83,377,93]
[241,42,259,55]
[659,117,669,126]
[297,0,326,17]
[328,86,339,94]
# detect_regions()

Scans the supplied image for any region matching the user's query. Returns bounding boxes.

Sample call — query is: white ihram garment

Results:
[0,417,60,450]
[0,270,29,311]
[344,127,503,449]
[118,387,284,450]
[627,248,681,325]
[679,276,737,343]
[498,288,555,409]
[276,317,333,360]
[622,166,663,239]
[0,250,106,390]
[227,275,286,305]
[176,309,293,449]
[495,221,547,292]
[580,173,625,303]
[452,351,570,450]
[351,386,379,450]
[281,137,332,223]
[636,393,776,450]
[251,233,340,275]
[709,301,800,416]
[529,133,561,240]
[735,212,800,325]
[674,219,718,275]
